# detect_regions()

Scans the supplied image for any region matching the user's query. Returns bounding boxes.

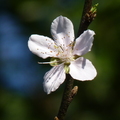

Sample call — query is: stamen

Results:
[38,62,52,64]
[38,60,60,65]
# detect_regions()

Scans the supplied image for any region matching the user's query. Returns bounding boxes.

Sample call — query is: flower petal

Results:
[69,57,97,81]
[51,16,75,47]
[73,30,95,56]
[43,63,66,94]
[28,34,59,59]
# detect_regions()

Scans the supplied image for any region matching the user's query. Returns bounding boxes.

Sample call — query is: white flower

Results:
[28,16,97,94]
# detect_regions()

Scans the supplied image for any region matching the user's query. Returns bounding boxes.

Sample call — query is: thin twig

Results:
[56,74,78,120]
[77,0,93,36]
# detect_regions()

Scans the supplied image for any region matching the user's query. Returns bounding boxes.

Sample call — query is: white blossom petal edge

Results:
[28,16,97,94]
[43,63,65,94]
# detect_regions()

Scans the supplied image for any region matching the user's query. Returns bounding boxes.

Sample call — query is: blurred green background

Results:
[0,0,120,120]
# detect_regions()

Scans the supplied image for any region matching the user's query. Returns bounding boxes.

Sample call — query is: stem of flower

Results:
[55,74,78,120]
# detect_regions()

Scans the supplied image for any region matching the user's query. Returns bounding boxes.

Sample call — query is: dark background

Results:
[0,0,120,119]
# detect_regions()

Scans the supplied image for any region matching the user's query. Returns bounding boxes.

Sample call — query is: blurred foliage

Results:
[0,0,120,120]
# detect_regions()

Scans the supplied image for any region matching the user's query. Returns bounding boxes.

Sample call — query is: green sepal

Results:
[64,64,70,74]
[50,58,61,66]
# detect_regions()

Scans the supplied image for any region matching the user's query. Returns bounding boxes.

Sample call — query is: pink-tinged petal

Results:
[73,30,95,56]
[28,34,59,59]
[51,16,75,47]
[69,57,97,81]
[43,63,66,94]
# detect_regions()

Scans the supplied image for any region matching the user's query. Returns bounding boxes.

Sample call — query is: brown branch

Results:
[54,86,78,120]
[77,0,96,37]
[55,74,78,120]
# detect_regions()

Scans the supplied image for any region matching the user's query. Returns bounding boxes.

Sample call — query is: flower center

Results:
[38,42,79,73]
[50,43,79,66]
[55,43,74,63]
